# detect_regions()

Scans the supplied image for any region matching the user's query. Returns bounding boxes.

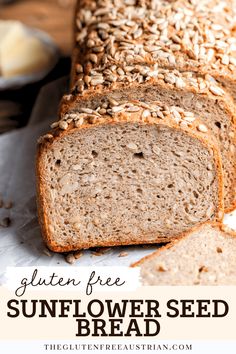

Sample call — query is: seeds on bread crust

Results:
[197,124,208,133]
[51,100,198,132]
[73,0,236,95]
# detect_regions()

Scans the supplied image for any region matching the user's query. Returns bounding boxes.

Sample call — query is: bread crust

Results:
[131,222,236,269]
[36,106,224,253]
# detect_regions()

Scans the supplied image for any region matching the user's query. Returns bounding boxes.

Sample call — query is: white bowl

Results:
[0,25,60,90]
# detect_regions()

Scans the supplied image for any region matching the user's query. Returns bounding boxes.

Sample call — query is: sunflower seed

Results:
[164,73,176,84]
[175,77,186,88]
[59,121,68,130]
[93,46,104,53]
[209,85,224,96]
[221,54,229,65]
[108,98,119,106]
[80,108,93,114]
[65,253,76,265]
[98,108,106,115]
[126,106,140,112]
[87,53,98,64]
[76,64,83,73]
[133,28,143,39]
[43,248,52,257]
[63,94,73,101]
[118,252,128,257]
[51,122,59,129]
[127,142,138,151]
[112,106,124,113]
[197,124,208,133]
[90,78,104,86]
[75,118,84,127]
[229,56,236,66]
[87,39,95,48]
[142,109,151,119]
[83,75,91,85]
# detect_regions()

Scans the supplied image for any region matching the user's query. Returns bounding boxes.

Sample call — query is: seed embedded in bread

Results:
[72,0,236,103]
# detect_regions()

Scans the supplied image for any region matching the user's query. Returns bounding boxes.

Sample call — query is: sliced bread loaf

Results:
[36,100,223,252]
[72,0,236,101]
[61,0,236,212]
[62,69,236,212]
[133,223,236,285]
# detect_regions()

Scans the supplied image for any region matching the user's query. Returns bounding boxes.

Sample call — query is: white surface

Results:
[0,79,235,282]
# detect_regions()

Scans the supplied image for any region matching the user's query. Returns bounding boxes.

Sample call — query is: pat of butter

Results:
[0,20,51,78]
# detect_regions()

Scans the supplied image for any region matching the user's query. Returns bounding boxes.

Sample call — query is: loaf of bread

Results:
[37,0,236,252]
[0,21,51,78]
[71,0,236,101]
[37,100,223,252]
[133,223,236,285]
[59,0,236,212]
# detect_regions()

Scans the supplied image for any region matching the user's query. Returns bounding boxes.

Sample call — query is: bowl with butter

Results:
[0,20,59,90]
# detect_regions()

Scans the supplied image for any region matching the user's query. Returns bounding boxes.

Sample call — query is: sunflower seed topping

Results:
[197,124,208,133]
[72,0,236,96]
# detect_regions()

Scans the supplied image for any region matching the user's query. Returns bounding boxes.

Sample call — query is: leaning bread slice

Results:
[36,100,223,252]
[132,223,236,285]
[62,70,236,213]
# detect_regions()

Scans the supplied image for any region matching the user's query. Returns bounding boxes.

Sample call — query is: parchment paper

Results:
[0,78,235,282]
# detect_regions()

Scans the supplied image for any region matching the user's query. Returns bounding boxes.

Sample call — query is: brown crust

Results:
[131,221,236,268]
[36,109,224,253]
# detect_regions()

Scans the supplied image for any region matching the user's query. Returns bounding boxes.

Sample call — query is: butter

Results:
[0,20,52,78]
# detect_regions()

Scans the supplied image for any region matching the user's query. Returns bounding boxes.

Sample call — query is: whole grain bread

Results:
[61,70,236,212]
[71,0,236,98]
[132,223,236,285]
[37,100,223,252]
[59,0,236,212]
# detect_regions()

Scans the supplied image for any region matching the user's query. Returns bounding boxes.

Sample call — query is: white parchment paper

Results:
[0,78,235,282]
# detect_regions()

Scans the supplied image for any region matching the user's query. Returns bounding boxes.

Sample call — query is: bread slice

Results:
[63,0,236,212]
[62,70,236,212]
[132,223,236,285]
[36,100,223,252]
[73,0,236,101]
